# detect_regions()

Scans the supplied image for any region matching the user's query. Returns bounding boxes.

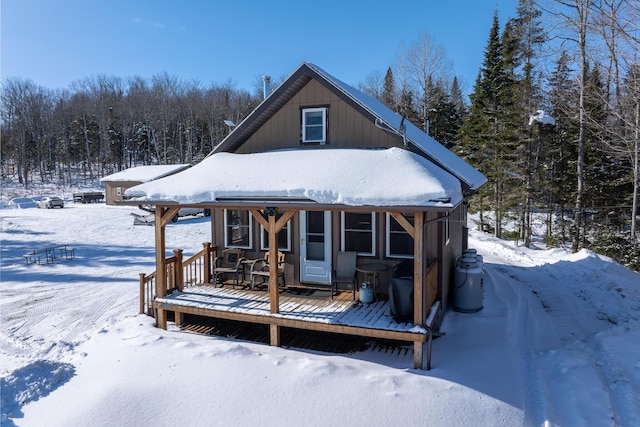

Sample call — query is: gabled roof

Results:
[211,62,486,192]
[126,148,462,208]
[100,164,191,183]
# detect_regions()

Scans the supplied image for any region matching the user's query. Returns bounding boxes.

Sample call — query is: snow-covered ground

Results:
[1,202,639,426]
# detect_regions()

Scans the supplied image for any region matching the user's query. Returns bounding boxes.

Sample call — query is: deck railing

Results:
[140,243,216,316]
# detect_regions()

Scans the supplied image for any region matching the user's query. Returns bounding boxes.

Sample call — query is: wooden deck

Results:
[153,285,440,369]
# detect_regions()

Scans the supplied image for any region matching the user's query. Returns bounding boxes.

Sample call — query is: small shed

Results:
[100,164,191,205]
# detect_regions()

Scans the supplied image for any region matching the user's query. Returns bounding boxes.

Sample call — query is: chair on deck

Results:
[332,251,357,299]
[249,251,286,290]
[214,248,245,287]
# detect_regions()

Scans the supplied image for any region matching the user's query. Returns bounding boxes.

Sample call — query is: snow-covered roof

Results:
[100,164,191,183]
[305,63,486,191]
[125,147,462,208]
[212,62,486,192]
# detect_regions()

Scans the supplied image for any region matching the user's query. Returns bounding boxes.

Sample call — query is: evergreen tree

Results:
[425,80,459,149]
[457,11,515,237]
[547,52,580,245]
[502,0,546,246]
[381,67,398,112]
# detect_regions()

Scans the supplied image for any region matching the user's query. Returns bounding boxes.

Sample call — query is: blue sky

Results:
[2,0,517,96]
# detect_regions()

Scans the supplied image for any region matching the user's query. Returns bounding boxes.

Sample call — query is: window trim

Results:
[223,209,253,249]
[385,212,415,259]
[259,214,291,252]
[301,107,327,144]
[340,212,376,256]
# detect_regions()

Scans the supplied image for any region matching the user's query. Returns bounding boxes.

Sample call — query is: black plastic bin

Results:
[389,260,414,322]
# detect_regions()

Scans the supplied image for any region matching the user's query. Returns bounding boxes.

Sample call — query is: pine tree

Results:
[457,11,516,237]
[502,0,546,247]
[382,67,398,112]
[425,80,460,149]
[547,52,580,245]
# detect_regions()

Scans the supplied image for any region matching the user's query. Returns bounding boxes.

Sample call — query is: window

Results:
[260,212,291,252]
[386,213,414,258]
[341,212,375,256]
[302,107,327,143]
[224,209,252,249]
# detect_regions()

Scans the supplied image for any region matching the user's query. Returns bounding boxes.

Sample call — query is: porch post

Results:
[267,208,281,346]
[155,207,167,329]
[174,249,184,291]
[413,211,425,369]
[202,242,212,284]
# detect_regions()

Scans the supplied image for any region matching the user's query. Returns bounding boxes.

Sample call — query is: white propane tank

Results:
[454,249,484,312]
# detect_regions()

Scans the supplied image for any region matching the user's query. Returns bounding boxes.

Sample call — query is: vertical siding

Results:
[238,79,402,154]
[104,181,140,206]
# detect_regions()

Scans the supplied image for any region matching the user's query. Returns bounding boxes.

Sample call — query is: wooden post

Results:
[202,242,212,284]
[267,208,281,346]
[249,207,295,348]
[153,206,180,329]
[155,207,167,329]
[268,210,279,314]
[413,211,425,369]
[139,273,146,314]
[270,324,281,346]
[173,249,184,291]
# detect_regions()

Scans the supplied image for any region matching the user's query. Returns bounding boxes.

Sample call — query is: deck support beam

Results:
[155,207,167,329]
[413,212,425,369]
[251,208,296,348]
[153,206,180,330]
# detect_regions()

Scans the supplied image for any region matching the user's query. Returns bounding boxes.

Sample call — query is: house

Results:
[100,164,191,205]
[123,62,486,369]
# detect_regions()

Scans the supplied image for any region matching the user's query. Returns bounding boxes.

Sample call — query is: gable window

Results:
[301,107,327,144]
[341,212,375,256]
[386,213,414,258]
[260,212,291,252]
[224,209,253,249]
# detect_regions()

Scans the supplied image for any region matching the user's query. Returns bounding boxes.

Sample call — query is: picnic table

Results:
[24,245,76,265]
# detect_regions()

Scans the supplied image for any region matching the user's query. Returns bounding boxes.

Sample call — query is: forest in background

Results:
[2,0,639,269]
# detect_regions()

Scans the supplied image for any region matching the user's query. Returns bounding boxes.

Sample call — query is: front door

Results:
[299,211,332,284]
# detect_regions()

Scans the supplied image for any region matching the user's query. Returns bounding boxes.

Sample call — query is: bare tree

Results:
[1,78,54,187]
[540,0,597,251]
[399,33,452,129]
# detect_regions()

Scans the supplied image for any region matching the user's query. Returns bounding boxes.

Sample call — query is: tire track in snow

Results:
[60,291,126,344]
[493,256,634,426]
[588,335,640,426]
[484,266,547,427]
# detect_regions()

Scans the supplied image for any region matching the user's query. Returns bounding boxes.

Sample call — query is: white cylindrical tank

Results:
[454,250,484,312]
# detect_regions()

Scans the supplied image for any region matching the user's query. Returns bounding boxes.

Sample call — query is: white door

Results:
[299,211,332,284]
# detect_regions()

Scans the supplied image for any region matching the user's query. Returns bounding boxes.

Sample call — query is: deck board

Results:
[156,285,427,336]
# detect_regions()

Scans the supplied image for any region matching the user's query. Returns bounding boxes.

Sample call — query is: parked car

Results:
[171,207,211,222]
[137,205,210,222]
[36,196,64,209]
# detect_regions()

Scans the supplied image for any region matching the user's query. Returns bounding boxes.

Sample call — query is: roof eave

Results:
[116,198,456,213]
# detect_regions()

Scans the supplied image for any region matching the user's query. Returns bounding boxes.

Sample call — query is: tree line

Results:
[1,0,639,268]
[357,0,639,268]
[1,73,262,186]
